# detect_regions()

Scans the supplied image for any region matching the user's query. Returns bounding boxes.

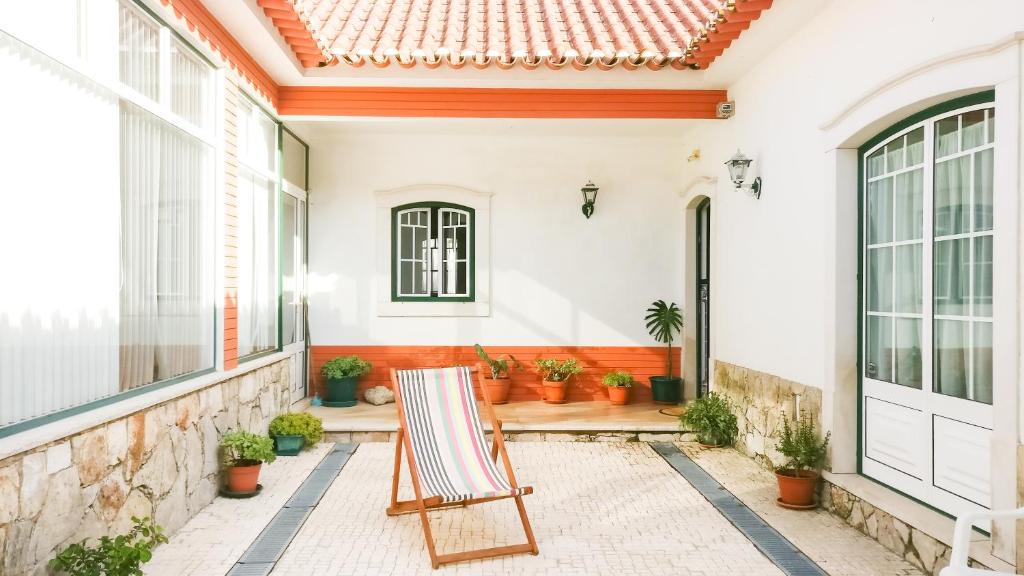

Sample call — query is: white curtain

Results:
[0,32,120,426]
[237,169,277,357]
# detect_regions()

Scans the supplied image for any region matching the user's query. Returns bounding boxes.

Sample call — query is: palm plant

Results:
[645,300,683,377]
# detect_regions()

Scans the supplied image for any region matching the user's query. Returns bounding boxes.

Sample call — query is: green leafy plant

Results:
[474,344,523,379]
[776,412,830,475]
[680,392,738,446]
[269,413,323,447]
[49,516,167,576]
[645,300,683,377]
[221,430,276,466]
[320,356,372,379]
[602,371,634,388]
[534,358,584,382]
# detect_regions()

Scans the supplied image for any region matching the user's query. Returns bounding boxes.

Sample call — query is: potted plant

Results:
[50,516,167,576]
[602,371,634,405]
[221,430,276,494]
[645,300,684,404]
[268,412,324,456]
[320,355,372,407]
[474,344,523,404]
[534,358,583,404]
[679,392,738,447]
[775,412,830,509]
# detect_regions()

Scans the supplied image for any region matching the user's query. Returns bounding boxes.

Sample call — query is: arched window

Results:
[860,92,995,516]
[392,202,475,301]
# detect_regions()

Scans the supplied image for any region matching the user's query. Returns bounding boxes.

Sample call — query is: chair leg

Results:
[513,495,539,555]
[390,430,403,510]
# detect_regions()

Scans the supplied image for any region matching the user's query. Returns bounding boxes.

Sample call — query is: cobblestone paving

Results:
[146,443,332,576]
[272,442,784,576]
[679,443,923,576]
[150,442,927,576]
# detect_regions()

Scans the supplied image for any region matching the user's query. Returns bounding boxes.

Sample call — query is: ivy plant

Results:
[534,358,584,382]
[269,412,323,446]
[776,412,830,475]
[320,356,372,380]
[220,430,276,466]
[679,392,738,446]
[49,516,167,576]
[474,344,523,379]
[602,371,634,388]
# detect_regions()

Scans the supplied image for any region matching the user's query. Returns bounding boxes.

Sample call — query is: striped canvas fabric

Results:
[396,367,526,503]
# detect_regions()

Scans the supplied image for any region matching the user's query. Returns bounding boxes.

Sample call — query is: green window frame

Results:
[391,202,475,302]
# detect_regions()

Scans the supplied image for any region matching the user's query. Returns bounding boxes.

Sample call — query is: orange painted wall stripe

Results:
[277,87,729,118]
[309,346,682,403]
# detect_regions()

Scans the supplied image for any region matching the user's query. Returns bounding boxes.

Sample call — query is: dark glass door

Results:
[696,199,711,397]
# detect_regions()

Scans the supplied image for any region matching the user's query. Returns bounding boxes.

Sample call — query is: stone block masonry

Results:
[713,361,823,468]
[0,357,294,576]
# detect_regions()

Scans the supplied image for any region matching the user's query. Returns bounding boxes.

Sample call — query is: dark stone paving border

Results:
[651,443,828,576]
[227,443,357,576]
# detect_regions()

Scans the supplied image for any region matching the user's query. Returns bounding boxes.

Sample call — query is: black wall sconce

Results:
[724,150,762,199]
[581,181,599,218]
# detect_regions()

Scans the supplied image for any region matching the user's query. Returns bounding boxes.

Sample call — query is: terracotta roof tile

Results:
[257,0,771,70]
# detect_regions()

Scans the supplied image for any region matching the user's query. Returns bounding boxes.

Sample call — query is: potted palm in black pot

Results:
[646,300,683,404]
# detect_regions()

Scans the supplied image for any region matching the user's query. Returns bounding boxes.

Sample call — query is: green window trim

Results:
[391,201,476,303]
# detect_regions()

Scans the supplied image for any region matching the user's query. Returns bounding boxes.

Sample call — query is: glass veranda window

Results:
[863,105,994,404]
[0,0,217,429]
[236,97,280,358]
[394,205,473,300]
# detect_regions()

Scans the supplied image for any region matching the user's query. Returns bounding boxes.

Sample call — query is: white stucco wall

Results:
[676,0,1023,556]
[680,0,1024,390]
[304,121,691,347]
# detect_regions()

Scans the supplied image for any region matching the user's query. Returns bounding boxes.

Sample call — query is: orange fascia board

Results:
[277,87,730,119]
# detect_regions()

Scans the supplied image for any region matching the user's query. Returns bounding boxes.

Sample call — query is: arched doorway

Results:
[696,198,711,398]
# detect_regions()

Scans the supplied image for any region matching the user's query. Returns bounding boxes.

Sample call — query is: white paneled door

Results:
[861,101,994,525]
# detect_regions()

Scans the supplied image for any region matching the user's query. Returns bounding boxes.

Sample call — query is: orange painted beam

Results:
[277,87,729,119]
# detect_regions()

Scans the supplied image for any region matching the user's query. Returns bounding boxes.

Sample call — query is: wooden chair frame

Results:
[387,365,539,569]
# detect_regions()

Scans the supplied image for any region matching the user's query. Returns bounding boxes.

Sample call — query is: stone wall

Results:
[821,481,958,575]
[0,357,293,576]
[713,361,823,468]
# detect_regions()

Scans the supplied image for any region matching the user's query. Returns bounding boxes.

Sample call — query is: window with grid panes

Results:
[392,203,474,301]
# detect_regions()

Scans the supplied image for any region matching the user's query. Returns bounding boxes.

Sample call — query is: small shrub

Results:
[680,392,738,446]
[474,344,523,379]
[602,371,634,388]
[221,430,276,466]
[320,356,372,379]
[49,516,167,576]
[269,413,323,447]
[534,358,584,382]
[776,412,830,475]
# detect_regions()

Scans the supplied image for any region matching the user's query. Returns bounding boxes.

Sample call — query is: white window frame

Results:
[235,93,281,361]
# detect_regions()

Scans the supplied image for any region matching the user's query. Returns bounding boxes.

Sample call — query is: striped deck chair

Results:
[388,365,539,568]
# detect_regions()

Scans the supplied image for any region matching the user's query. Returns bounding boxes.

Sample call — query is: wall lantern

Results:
[581,181,599,219]
[724,150,762,199]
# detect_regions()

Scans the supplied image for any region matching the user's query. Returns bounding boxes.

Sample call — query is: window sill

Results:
[377,301,490,317]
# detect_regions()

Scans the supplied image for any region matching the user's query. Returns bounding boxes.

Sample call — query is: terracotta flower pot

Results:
[542,380,568,404]
[775,469,818,507]
[481,377,512,404]
[225,459,262,493]
[607,386,630,405]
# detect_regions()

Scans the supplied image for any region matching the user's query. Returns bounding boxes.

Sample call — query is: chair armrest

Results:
[941,508,1024,576]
